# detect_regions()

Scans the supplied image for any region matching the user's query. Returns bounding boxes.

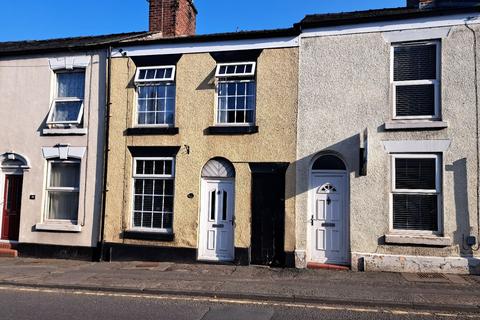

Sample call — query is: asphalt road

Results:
[0,286,478,320]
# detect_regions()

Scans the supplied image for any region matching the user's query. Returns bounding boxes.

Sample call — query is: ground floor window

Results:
[391,154,441,232]
[132,158,175,233]
[45,160,80,221]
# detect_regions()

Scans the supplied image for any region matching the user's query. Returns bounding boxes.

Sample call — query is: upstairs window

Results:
[134,66,176,126]
[392,41,440,120]
[132,158,175,233]
[47,70,85,127]
[215,62,256,125]
[391,154,441,232]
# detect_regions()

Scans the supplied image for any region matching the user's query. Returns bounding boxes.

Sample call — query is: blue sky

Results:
[0,0,405,42]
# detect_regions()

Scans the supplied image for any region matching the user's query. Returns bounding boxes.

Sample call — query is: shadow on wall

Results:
[285,134,360,200]
[446,158,473,257]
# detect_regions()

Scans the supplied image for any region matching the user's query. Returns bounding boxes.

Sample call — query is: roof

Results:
[0,32,147,56]
[118,28,299,46]
[297,6,480,29]
[1,5,479,56]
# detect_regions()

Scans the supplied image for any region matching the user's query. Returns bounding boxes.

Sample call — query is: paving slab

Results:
[0,258,478,313]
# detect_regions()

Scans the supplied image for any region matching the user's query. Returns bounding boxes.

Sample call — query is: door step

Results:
[0,248,17,258]
[307,262,350,271]
[0,242,18,257]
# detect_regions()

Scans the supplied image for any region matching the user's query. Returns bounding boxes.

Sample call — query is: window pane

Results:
[137,84,175,125]
[393,194,438,231]
[50,162,80,188]
[395,158,436,190]
[132,176,175,231]
[48,191,79,220]
[394,44,437,81]
[210,190,216,220]
[396,84,435,117]
[57,72,85,98]
[52,101,82,122]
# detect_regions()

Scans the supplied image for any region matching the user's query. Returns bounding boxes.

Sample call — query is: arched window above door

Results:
[201,158,235,178]
[312,154,346,171]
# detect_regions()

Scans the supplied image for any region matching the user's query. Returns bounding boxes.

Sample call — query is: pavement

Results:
[0,258,478,314]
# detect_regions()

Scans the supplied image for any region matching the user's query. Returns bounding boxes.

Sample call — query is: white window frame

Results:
[389,153,442,235]
[131,157,175,233]
[134,66,176,83]
[391,41,441,120]
[44,159,81,223]
[134,66,176,128]
[214,79,256,127]
[215,62,256,78]
[46,69,86,126]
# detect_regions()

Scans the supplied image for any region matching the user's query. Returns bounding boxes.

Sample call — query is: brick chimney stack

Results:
[148,0,197,37]
[407,0,480,9]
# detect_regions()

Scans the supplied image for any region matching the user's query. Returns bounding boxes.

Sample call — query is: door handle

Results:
[310,215,314,226]
[212,224,224,228]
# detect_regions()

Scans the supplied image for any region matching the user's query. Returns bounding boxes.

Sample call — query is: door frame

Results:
[197,177,236,262]
[0,172,23,241]
[307,170,350,265]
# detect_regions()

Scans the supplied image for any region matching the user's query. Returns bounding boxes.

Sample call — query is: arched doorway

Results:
[198,158,235,262]
[0,153,29,241]
[308,153,349,265]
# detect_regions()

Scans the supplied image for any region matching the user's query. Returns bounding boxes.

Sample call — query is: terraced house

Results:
[295,0,480,273]
[0,33,142,258]
[102,0,299,266]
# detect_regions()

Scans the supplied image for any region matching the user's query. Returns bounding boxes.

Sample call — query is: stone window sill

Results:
[123,230,175,241]
[385,234,452,246]
[204,125,258,135]
[42,128,87,136]
[125,127,179,136]
[384,121,448,130]
[35,223,82,233]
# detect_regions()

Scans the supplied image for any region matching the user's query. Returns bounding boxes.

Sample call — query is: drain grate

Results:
[416,273,447,279]
[402,272,451,283]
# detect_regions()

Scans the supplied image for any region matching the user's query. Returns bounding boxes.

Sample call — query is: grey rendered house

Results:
[295,1,480,274]
[0,33,142,258]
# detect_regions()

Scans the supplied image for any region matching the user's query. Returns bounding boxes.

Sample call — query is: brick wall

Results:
[149,0,196,36]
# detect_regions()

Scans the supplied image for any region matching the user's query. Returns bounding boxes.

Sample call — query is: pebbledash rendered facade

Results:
[0,0,479,274]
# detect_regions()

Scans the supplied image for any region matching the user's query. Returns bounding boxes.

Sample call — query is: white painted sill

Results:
[385,234,452,246]
[384,121,448,130]
[42,128,87,136]
[35,223,82,233]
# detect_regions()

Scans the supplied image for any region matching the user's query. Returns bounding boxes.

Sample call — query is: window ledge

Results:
[125,127,179,136]
[384,121,448,130]
[204,125,258,135]
[123,230,175,241]
[385,234,452,246]
[35,223,82,233]
[42,128,87,136]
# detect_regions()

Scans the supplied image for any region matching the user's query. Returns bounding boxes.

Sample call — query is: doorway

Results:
[198,158,236,262]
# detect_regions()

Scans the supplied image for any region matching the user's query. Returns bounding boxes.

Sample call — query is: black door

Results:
[250,163,288,266]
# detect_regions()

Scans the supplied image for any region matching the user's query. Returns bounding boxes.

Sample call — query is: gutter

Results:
[98,45,113,261]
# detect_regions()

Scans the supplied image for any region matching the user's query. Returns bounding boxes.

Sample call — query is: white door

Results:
[309,174,348,264]
[198,179,235,261]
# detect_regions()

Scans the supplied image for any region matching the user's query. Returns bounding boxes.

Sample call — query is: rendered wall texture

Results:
[104,48,298,253]
[0,52,106,247]
[296,24,480,267]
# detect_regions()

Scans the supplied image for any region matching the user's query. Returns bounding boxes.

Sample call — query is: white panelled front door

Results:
[309,173,348,265]
[198,179,235,261]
